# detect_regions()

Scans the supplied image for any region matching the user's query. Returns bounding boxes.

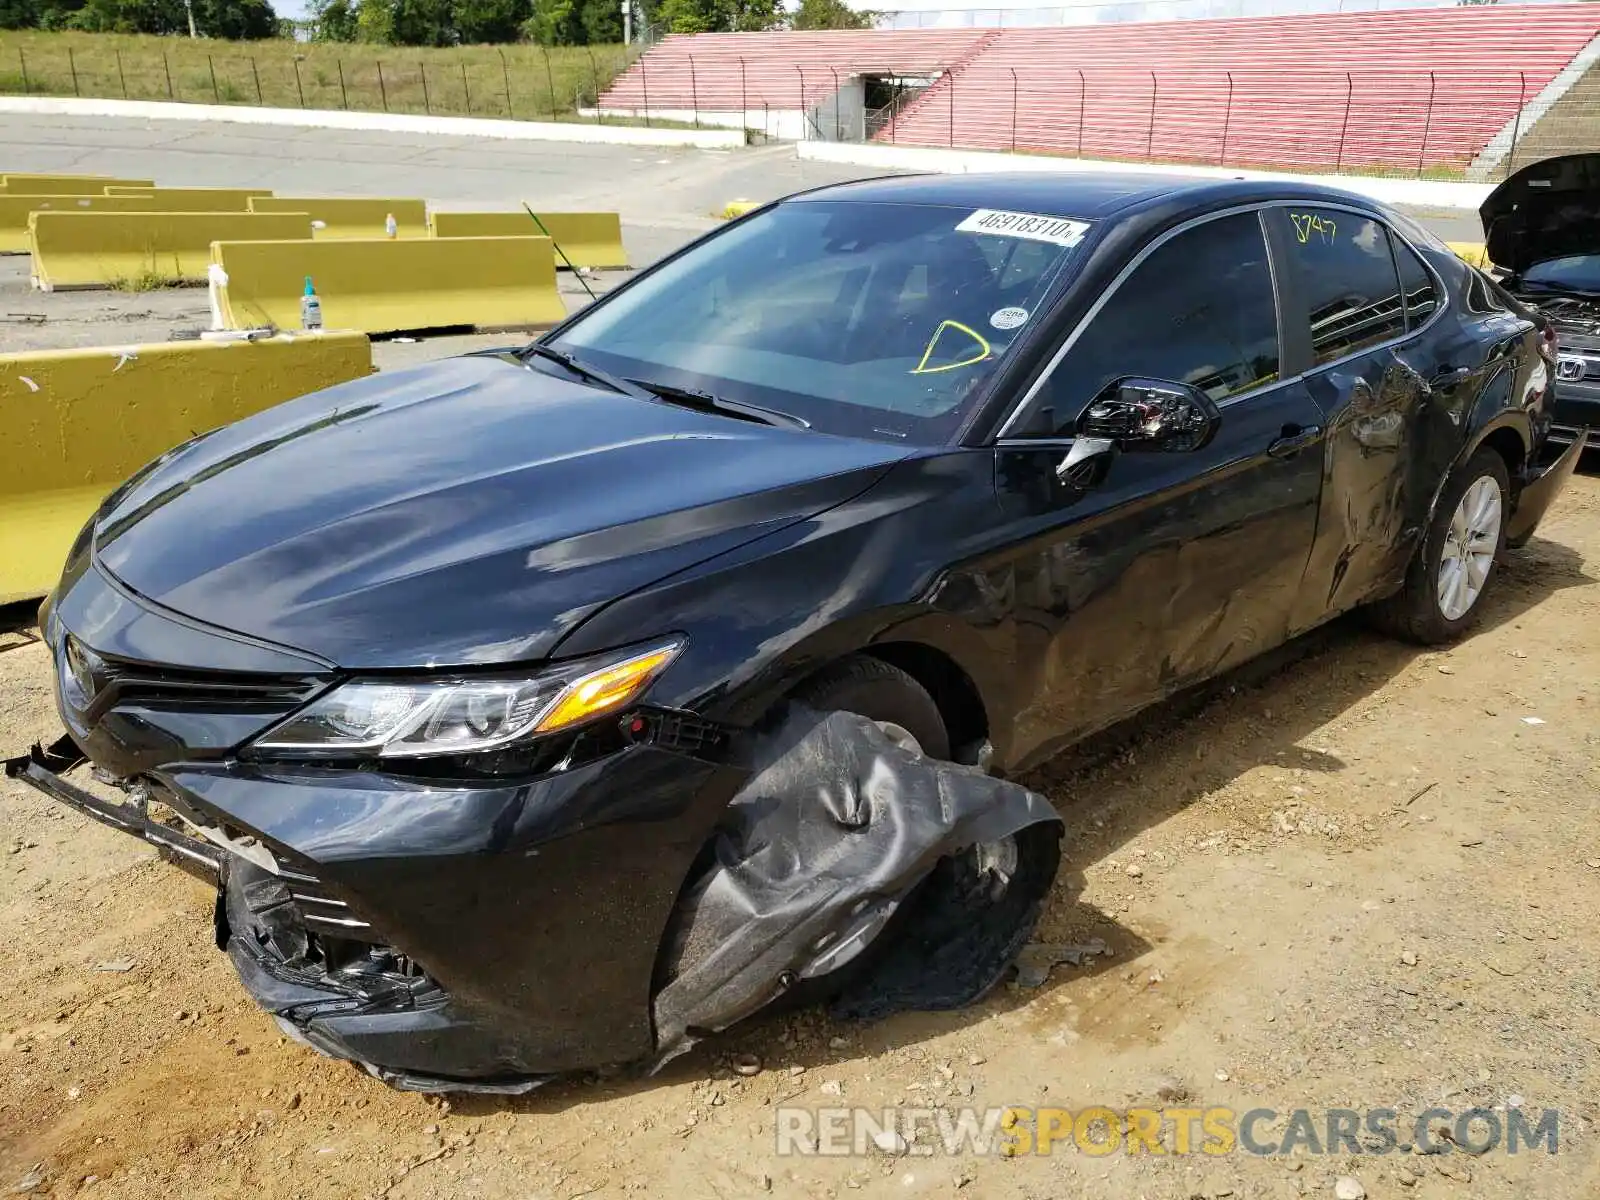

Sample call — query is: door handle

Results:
[1267,424,1322,458]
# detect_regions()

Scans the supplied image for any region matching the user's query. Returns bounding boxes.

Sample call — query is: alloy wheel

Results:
[1437,475,1502,621]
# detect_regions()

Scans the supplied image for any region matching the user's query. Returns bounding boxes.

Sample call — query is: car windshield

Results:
[1518,254,1600,296]
[549,200,1091,443]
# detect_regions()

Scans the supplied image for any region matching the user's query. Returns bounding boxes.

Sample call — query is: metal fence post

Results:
[639,55,651,127]
[1415,70,1436,178]
[1146,70,1158,160]
[689,54,700,130]
[1010,67,1018,152]
[251,56,262,105]
[461,61,471,113]
[586,48,602,123]
[337,58,349,110]
[740,57,747,133]
[116,49,128,99]
[293,59,306,107]
[1506,70,1528,178]
[377,60,389,112]
[1076,68,1085,158]
[1335,71,1353,172]
[948,70,955,147]
[16,49,27,95]
[1219,70,1233,165]
[162,50,174,100]
[69,48,80,97]
[208,54,219,103]
[829,66,840,140]
[796,66,804,140]
[420,61,431,114]
[498,50,512,118]
[541,46,557,119]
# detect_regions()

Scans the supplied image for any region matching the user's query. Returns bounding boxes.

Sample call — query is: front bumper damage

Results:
[7,696,1063,1094]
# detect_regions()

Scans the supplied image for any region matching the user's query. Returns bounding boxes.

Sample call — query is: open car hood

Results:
[1481,153,1600,274]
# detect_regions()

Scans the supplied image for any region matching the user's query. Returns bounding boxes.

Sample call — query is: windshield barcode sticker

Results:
[956,210,1090,247]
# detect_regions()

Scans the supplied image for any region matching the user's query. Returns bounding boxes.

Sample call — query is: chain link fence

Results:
[0,36,638,125]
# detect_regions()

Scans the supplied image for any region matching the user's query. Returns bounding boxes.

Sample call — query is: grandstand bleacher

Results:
[601,5,1600,173]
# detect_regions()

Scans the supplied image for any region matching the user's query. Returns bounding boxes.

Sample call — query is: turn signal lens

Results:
[533,645,682,734]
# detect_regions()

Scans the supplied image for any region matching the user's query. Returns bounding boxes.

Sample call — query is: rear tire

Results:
[1370,449,1509,645]
[791,655,952,760]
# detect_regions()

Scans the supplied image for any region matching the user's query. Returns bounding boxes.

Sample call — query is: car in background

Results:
[1480,152,1600,450]
[6,172,1586,1092]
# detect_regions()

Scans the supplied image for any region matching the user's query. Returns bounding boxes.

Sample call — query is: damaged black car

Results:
[6,173,1586,1093]
[1480,152,1600,450]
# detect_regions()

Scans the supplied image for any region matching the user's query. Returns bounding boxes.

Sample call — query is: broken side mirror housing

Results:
[1079,377,1222,453]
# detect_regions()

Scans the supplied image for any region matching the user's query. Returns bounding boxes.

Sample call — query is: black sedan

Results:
[6,172,1585,1093]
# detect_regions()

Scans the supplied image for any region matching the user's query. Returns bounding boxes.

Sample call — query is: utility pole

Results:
[183,0,198,37]
[621,0,631,44]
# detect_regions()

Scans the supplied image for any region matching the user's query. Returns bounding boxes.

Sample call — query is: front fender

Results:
[550,450,1023,760]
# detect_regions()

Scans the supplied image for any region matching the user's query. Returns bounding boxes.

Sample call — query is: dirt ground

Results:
[0,469,1596,1199]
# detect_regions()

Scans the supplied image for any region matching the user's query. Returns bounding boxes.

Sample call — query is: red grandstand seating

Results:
[886,6,1600,170]
[602,6,1600,172]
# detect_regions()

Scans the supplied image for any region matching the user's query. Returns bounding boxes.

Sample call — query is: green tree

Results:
[452,0,528,41]
[310,0,359,39]
[0,0,39,29]
[577,0,618,42]
[195,0,278,37]
[790,0,871,29]
[389,0,454,43]
[355,0,393,41]
[524,0,579,43]
[656,0,775,33]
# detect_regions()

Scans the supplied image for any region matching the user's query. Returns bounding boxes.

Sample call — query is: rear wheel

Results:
[1370,449,1509,644]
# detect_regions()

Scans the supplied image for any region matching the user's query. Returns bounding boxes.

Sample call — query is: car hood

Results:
[1481,153,1600,274]
[93,355,909,668]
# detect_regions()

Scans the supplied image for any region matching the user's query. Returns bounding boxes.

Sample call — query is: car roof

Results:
[786,171,1381,220]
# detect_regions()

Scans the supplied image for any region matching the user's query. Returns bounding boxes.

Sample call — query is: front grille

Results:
[279,866,372,933]
[88,661,323,713]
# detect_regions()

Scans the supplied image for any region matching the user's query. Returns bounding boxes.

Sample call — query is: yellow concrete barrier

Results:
[105,186,273,209]
[214,235,567,335]
[28,210,313,290]
[0,174,155,194]
[249,196,429,239]
[1448,241,1492,269]
[428,210,628,269]
[0,332,372,604]
[0,194,177,254]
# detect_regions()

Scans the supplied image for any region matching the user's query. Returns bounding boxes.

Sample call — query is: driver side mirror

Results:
[1078,377,1222,453]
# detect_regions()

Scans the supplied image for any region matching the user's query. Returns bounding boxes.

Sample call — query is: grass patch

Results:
[108,268,184,292]
[0,30,635,122]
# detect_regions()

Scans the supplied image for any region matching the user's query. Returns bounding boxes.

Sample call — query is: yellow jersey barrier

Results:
[28,210,313,290]
[105,186,274,209]
[0,332,372,604]
[0,174,154,194]
[0,194,178,254]
[428,210,628,269]
[1447,241,1492,269]
[213,235,567,335]
[249,196,430,240]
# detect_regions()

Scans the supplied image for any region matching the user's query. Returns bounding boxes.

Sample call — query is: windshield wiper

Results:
[522,343,650,398]
[628,378,810,429]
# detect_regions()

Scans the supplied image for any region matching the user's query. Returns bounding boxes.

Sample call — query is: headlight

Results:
[249,639,682,759]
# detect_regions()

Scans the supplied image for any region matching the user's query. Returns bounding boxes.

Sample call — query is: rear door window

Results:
[1391,235,1440,330]
[1278,207,1407,364]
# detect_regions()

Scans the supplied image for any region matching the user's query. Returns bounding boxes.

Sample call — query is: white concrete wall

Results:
[797,139,1495,210]
[0,96,747,150]
[593,106,812,140]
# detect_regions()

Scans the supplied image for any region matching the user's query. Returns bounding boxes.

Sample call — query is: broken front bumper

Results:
[5,733,747,1091]
[1507,429,1589,546]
